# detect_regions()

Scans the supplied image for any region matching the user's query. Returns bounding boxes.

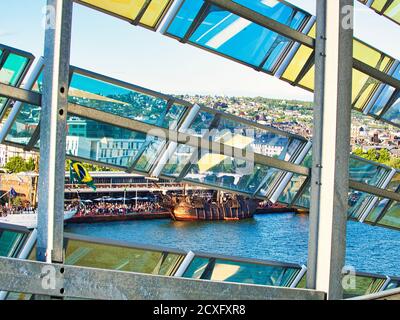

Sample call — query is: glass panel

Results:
[343,275,386,299]
[132,136,166,172]
[386,279,400,290]
[5,73,43,146]
[294,182,310,208]
[0,229,27,257]
[184,150,277,195]
[0,52,30,116]
[361,0,400,25]
[278,174,307,204]
[183,257,301,287]
[161,144,196,177]
[349,157,388,186]
[365,197,390,223]
[66,116,156,168]
[167,1,309,71]
[377,201,400,229]
[348,189,373,219]
[80,0,171,28]
[0,53,29,86]
[69,72,184,129]
[65,238,184,276]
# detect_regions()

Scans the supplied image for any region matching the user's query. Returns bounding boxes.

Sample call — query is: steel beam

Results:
[307,0,354,300]
[36,0,73,264]
[0,83,42,106]
[0,257,325,300]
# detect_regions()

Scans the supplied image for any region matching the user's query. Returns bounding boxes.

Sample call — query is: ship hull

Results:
[171,198,257,221]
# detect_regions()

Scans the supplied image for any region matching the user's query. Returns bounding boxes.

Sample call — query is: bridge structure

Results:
[0,0,399,300]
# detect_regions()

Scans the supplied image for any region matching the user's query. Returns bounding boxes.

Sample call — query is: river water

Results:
[65,213,400,276]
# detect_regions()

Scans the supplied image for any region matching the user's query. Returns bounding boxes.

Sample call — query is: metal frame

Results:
[36,0,73,265]
[307,0,354,300]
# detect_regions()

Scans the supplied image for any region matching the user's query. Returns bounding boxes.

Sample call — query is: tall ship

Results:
[161,190,258,221]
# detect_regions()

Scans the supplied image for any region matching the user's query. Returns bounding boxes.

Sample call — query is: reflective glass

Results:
[167,1,309,71]
[69,71,185,129]
[294,182,310,208]
[5,73,43,146]
[386,279,400,290]
[348,189,373,219]
[0,52,30,116]
[183,256,301,287]
[349,157,389,186]
[365,197,390,223]
[185,150,278,195]
[64,238,184,275]
[377,201,400,229]
[0,228,27,257]
[278,174,308,204]
[161,144,195,177]
[66,116,160,168]
[343,275,386,299]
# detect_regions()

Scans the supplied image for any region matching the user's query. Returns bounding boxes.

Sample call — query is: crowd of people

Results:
[74,201,167,217]
[0,204,35,217]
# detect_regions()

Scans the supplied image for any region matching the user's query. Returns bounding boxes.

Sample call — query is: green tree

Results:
[365,149,379,161]
[4,156,35,173]
[378,148,391,164]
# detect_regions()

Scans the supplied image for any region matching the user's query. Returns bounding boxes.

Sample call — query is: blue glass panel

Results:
[369,64,400,116]
[183,256,300,287]
[382,92,400,125]
[132,136,166,172]
[167,0,204,38]
[187,5,296,67]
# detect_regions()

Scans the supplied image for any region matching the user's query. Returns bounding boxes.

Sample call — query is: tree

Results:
[4,156,35,173]
[378,148,391,164]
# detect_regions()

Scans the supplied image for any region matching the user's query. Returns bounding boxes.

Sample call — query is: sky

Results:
[0,0,399,101]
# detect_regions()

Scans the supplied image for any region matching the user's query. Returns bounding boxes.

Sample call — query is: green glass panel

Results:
[377,201,400,229]
[343,275,385,299]
[0,229,26,257]
[65,239,183,276]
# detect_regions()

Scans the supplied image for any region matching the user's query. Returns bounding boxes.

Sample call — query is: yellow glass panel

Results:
[385,0,400,22]
[81,0,146,19]
[198,154,227,173]
[352,69,370,104]
[308,23,316,39]
[371,0,388,11]
[354,84,375,110]
[282,45,313,82]
[140,0,170,27]
[298,65,314,90]
[353,40,382,67]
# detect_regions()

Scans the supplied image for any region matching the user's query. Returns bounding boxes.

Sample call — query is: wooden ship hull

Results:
[169,196,258,221]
